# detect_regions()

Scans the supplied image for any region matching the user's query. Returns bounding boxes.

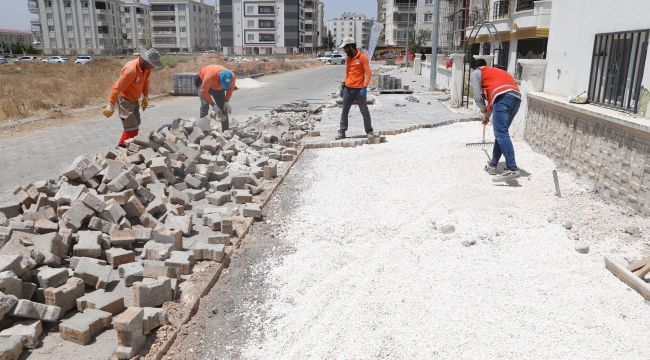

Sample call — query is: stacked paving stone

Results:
[0,109,320,359]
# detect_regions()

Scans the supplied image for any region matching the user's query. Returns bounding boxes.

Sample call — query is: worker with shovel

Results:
[196,64,236,131]
[336,37,374,140]
[103,48,162,147]
[470,58,521,182]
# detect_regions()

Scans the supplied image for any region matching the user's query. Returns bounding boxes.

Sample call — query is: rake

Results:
[466,122,495,147]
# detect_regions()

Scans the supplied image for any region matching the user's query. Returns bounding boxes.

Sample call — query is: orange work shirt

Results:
[198,64,237,105]
[344,51,371,88]
[108,58,150,104]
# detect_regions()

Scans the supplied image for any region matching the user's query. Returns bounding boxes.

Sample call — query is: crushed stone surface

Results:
[232,122,650,359]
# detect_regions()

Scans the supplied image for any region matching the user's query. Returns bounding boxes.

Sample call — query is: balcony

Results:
[515,0,536,12]
[28,0,39,14]
[153,31,176,36]
[152,20,175,26]
[492,0,510,20]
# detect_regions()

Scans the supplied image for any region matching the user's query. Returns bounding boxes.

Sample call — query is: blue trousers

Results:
[490,93,521,170]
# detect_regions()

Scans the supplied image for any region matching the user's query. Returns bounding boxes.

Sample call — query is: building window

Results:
[84,26,90,33]
[179,15,186,22]
[66,14,72,20]
[98,38,104,46]
[50,37,56,44]
[46,13,53,20]
[246,5,254,14]
[180,27,186,32]
[425,0,433,4]
[67,26,74,32]
[588,29,650,113]
[247,33,254,41]
[258,6,274,14]
[259,33,274,42]
[178,4,185,11]
[424,13,432,22]
[81,1,88,7]
[48,25,54,31]
[85,39,92,47]
[247,20,254,27]
[259,20,274,28]
[64,1,71,7]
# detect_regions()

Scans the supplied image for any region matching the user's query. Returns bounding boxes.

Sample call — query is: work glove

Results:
[141,97,149,111]
[102,103,115,118]
[209,104,222,120]
[360,87,367,97]
[224,101,232,114]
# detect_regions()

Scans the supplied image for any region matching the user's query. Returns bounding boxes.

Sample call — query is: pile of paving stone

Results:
[0,108,321,359]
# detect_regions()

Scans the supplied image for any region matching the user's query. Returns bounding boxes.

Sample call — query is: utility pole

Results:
[404,0,412,67]
[429,0,440,91]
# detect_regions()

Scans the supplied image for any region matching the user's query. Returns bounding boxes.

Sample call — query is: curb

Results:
[150,145,306,360]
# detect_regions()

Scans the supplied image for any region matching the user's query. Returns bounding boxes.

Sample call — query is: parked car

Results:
[0,56,6,65]
[15,56,37,63]
[318,54,333,63]
[328,53,346,65]
[42,56,68,64]
[75,55,94,65]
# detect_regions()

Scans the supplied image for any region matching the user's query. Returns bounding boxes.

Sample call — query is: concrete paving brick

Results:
[165,251,194,275]
[168,186,189,207]
[184,174,202,189]
[221,216,233,236]
[142,241,173,261]
[33,219,58,234]
[133,277,172,308]
[142,307,169,334]
[206,233,230,245]
[0,336,22,360]
[118,262,144,287]
[76,288,125,315]
[72,230,102,258]
[73,258,111,289]
[203,213,221,231]
[113,307,145,360]
[88,216,119,234]
[34,266,68,288]
[206,191,231,206]
[43,277,85,314]
[192,243,225,262]
[61,201,94,231]
[0,294,18,322]
[0,319,42,349]
[79,192,106,213]
[133,226,152,241]
[152,229,182,250]
[242,203,262,219]
[107,170,137,193]
[31,233,66,266]
[59,308,112,345]
[80,162,103,183]
[145,196,166,216]
[164,214,192,236]
[53,183,87,205]
[104,189,135,205]
[233,189,253,204]
[12,299,61,322]
[105,247,135,268]
[143,260,181,279]
[0,271,25,298]
[110,229,136,249]
[122,195,146,219]
[69,256,107,269]
[209,180,230,192]
[0,226,12,243]
[185,189,205,201]
[0,255,22,274]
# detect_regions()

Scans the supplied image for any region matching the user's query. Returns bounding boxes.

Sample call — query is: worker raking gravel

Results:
[471,58,522,182]
[195,64,236,131]
[336,37,374,140]
[102,48,162,147]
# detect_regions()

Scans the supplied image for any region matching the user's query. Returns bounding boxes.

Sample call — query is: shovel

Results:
[466,117,495,147]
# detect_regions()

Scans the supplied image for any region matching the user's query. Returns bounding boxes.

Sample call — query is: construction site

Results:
[0,0,648,359]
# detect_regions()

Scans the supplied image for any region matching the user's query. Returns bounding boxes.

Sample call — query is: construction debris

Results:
[0,105,321,358]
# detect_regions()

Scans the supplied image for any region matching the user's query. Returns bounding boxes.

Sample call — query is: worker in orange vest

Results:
[336,37,373,140]
[103,48,162,146]
[196,64,236,131]
[471,58,522,182]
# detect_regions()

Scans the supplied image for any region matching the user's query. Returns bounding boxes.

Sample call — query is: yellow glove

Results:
[103,104,115,118]
[141,97,149,111]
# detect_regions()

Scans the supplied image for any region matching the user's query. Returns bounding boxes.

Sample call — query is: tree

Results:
[408,30,429,55]
[321,31,334,51]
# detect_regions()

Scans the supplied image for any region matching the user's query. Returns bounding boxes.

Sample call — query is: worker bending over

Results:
[196,64,236,131]
[336,37,373,140]
[103,48,162,146]
[471,58,522,182]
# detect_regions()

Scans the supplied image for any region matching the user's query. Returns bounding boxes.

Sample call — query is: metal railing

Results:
[515,0,535,12]
[492,0,510,20]
[588,29,650,113]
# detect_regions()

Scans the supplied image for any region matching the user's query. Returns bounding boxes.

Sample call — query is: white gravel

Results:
[240,122,650,359]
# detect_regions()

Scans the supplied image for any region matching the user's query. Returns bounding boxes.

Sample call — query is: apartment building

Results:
[383,0,436,47]
[29,0,124,55]
[0,29,33,53]
[121,0,150,53]
[215,4,221,51]
[326,13,374,49]
[304,0,324,53]
[149,0,217,53]
[220,0,306,56]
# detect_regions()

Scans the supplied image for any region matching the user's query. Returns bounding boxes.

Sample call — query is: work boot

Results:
[335,131,346,140]
[492,169,520,182]
[485,161,498,175]
[366,131,375,139]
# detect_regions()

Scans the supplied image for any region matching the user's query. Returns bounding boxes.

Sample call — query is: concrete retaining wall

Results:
[525,93,650,215]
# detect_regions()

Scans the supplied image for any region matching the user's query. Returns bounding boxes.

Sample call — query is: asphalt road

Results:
[0,64,344,201]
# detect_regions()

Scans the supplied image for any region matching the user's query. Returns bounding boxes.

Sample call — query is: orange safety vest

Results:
[481,67,520,111]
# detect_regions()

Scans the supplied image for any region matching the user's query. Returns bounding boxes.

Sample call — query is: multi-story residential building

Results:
[215,4,221,52]
[376,0,386,45]
[28,0,124,55]
[120,0,150,53]
[220,0,306,56]
[149,0,217,53]
[304,0,324,53]
[383,0,435,48]
[326,13,374,49]
[0,29,33,53]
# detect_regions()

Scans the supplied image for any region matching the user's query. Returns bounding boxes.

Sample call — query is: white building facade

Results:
[326,13,374,49]
[29,0,124,55]
[304,0,324,53]
[383,0,435,47]
[149,0,217,53]
[121,0,150,52]
[220,0,306,56]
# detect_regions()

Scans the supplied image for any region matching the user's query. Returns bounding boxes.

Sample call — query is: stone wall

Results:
[526,93,650,215]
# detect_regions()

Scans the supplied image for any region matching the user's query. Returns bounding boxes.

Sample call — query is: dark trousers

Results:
[198,87,229,131]
[340,86,373,134]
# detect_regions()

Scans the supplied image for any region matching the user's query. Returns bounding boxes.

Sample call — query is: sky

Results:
[0,0,376,32]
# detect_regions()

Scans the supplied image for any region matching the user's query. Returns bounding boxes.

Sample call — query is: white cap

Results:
[338,37,356,48]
